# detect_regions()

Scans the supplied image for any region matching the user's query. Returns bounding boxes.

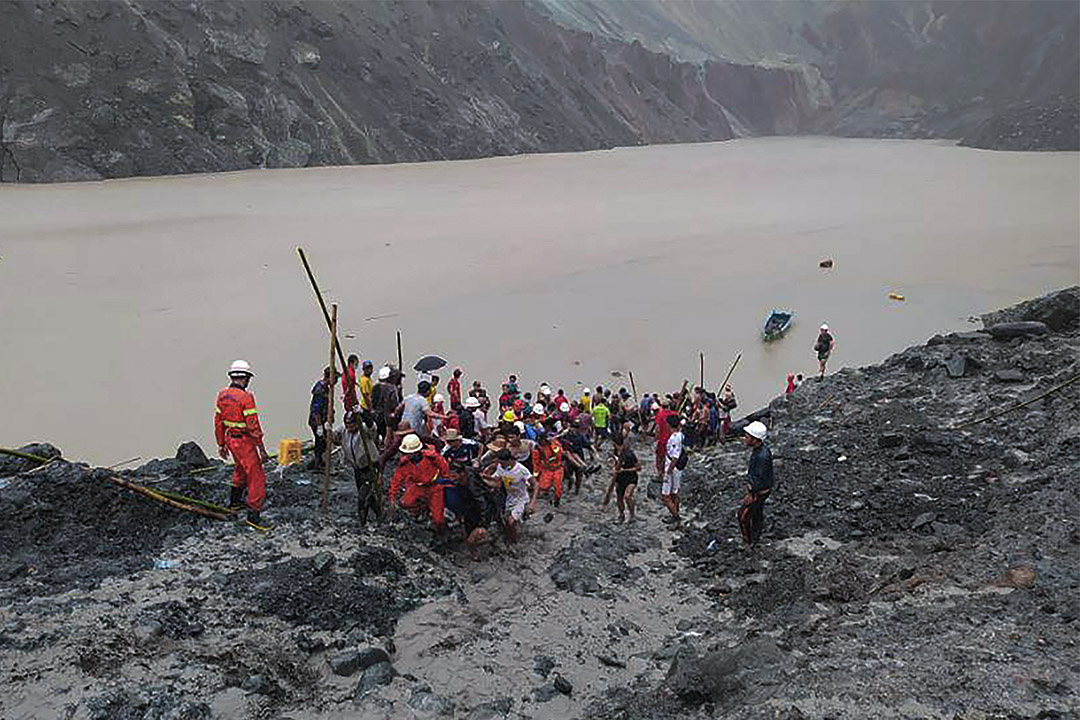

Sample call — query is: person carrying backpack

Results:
[815,324,835,380]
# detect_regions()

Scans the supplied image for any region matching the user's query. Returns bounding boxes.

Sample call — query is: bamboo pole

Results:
[0,447,51,464]
[949,372,1080,430]
[107,476,231,521]
[717,352,742,395]
[321,304,338,510]
[397,330,404,377]
[628,370,638,404]
[295,247,378,514]
[699,352,704,389]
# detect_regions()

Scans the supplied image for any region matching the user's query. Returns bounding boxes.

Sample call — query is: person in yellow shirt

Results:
[358,360,375,410]
[580,388,592,413]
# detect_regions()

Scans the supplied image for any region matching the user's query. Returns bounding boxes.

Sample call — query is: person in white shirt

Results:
[662,415,685,526]
[483,449,538,543]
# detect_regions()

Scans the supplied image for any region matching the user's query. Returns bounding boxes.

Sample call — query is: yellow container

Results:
[277,438,303,466]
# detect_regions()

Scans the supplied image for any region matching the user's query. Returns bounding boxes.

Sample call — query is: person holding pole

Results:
[309,366,335,473]
[214,360,271,531]
[330,409,381,525]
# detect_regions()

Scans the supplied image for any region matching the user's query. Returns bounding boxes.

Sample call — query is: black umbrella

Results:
[413,355,447,373]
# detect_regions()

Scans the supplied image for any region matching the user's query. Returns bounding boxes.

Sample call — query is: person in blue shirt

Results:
[738,421,775,547]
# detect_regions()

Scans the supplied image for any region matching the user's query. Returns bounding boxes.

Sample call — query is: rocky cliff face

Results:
[0,0,817,183]
[2,1,1075,183]
[538,0,1080,140]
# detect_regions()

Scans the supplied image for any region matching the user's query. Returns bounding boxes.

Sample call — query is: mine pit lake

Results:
[0,137,1077,464]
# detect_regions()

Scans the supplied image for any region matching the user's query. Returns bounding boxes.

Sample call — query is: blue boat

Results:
[762,309,795,341]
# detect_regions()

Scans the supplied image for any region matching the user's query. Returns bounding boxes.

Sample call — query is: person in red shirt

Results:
[654,403,679,482]
[447,367,463,409]
[389,434,449,531]
[531,432,565,506]
[214,360,270,530]
[342,354,360,411]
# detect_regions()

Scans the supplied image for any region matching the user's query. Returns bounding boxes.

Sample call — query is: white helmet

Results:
[745,421,768,440]
[540,385,552,396]
[583,388,590,395]
[399,434,423,454]
[378,366,391,381]
[533,403,545,415]
[559,402,570,413]
[433,393,445,404]
[465,396,480,409]
[229,359,254,377]
[820,324,829,331]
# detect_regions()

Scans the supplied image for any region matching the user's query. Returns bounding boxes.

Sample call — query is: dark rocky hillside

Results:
[960,95,1080,152]
[0,0,815,183]
[2,0,1076,183]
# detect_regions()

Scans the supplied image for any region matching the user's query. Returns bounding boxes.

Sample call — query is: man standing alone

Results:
[738,421,774,547]
[215,360,270,530]
[815,324,835,380]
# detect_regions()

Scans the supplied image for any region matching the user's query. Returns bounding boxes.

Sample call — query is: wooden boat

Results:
[762,309,795,341]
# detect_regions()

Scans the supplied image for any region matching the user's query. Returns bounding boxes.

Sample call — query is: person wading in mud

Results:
[662,415,686,526]
[738,421,774,547]
[483,448,538,544]
[329,409,381,525]
[815,323,835,380]
[388,433,449,534]
[214,360,271,531]
[604,432,640,523]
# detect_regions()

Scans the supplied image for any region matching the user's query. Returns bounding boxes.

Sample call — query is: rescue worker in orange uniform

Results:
[214,360,270,530]
[388,433,449,532]
[531,430,565,506]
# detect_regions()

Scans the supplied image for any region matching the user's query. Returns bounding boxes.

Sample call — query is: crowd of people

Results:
[214,323,839,547]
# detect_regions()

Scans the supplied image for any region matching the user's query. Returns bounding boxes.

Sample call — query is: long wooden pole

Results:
[396,330,404,376]
[298,248,347,369]
[295,248,378,512]
[628,370,638,404]
[321,304,337,510]
[107,476,231,521]
[699,352,704,389]
[950,372,1080,430]
[717,352,742,395]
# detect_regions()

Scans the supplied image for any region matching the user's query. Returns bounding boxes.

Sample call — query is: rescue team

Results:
[214,360,775,552]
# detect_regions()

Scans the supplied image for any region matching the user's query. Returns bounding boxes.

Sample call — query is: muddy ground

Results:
[1,288,1078,719]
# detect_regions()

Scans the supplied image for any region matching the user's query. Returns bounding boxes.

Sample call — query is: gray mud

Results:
[2,288,1079,719]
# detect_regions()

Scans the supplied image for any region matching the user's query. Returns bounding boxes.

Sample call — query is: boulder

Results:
[666,638,788,707]
[993,369,1026,383]
[877,432,905,449]
[945,354,968,378]
[981,286,1079,332]
[330,646,390,676]
[242,674,274,695]
[312,552,337,576]
[985,321,1049,340]
[354,661,397,699]
[175,441,209,467]
[912,512,937,530]
[553,674,573,696]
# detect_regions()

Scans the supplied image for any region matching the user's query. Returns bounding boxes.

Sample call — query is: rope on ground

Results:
[948,372,1080,430]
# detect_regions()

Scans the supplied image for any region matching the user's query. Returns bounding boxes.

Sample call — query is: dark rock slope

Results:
[0,0,818,183]
[961,95,1080,152]
[592,287,1080,719]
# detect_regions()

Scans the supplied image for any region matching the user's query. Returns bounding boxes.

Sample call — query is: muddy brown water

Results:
[0,138,1077,465]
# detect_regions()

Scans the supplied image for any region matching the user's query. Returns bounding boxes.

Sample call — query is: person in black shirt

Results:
[738,421,774,547]
[606,439,640,523]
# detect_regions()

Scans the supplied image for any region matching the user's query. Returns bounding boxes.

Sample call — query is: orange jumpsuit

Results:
[389,448,449,528]
[532,440,564,500]
[214,385,266,512]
